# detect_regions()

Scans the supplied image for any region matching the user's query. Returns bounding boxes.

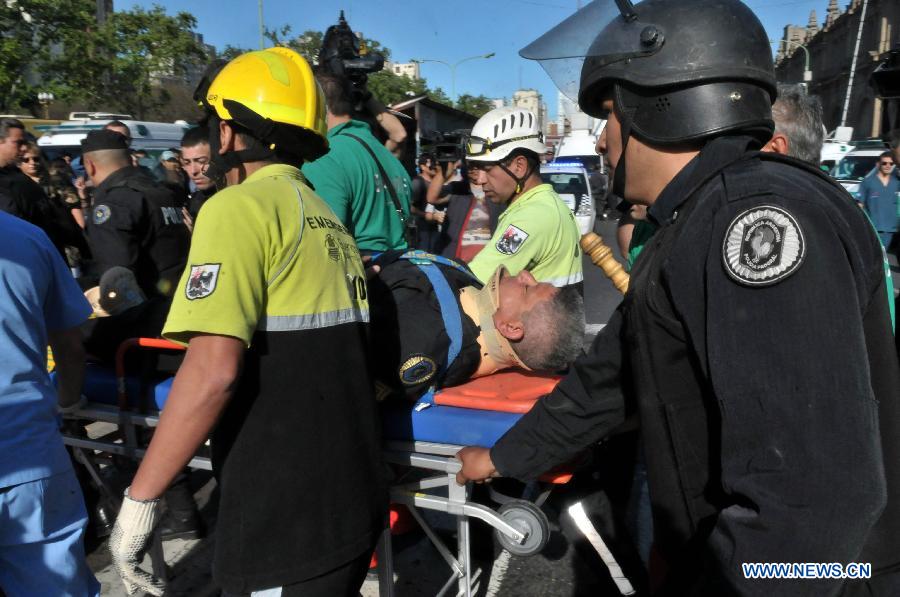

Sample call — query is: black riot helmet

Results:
[520,0,776,196]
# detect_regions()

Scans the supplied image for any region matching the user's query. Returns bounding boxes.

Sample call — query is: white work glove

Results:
[109,488,165,596]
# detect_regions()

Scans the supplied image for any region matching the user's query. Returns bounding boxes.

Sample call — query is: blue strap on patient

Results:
[398,251,478,405]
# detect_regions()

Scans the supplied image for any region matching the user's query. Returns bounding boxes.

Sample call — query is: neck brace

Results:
[459,267,530,371]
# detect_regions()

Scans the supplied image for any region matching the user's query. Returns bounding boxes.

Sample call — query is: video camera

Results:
[318,11,385,90]
[422,131,468,164]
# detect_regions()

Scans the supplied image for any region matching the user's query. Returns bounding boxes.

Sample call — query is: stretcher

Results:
[59,338,571,597]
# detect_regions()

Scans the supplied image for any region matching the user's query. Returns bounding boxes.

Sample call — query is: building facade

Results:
[513,89,547,135]
[387,62,420,80]
[775,0,900,139]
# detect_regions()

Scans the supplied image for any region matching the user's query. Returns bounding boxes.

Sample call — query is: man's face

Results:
[0,127,26,167]
[469,156,526,204]
[879,155,894,174]
[181,143,213,190]
[596,99,621,171]
[494,269,557,324]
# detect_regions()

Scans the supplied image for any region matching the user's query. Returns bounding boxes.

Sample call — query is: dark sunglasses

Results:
[20,156,39,163]
[880,161,894,166]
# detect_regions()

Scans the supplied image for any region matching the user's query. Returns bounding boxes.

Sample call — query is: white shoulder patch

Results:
[185,263,221,300]
[722,206,805,286]
[92,204,111,225]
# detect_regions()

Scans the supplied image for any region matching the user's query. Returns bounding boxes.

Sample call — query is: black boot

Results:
[160,473,205,541]
[159,508,206,541]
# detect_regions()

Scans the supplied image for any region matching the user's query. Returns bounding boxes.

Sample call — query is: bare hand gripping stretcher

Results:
[59,339,572,597]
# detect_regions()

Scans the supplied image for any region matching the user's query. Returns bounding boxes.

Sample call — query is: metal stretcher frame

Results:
[60,338,563,596]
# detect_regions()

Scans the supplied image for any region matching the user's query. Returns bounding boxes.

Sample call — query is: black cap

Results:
[81,129,129,153]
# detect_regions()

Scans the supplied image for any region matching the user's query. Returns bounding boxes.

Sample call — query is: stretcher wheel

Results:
[494,500,549,556]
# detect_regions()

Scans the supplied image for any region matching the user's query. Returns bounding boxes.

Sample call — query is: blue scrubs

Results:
[0,212,97,596]
[856,168,900,249]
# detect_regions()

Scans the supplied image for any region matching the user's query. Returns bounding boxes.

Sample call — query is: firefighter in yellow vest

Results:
[108,48,387,596]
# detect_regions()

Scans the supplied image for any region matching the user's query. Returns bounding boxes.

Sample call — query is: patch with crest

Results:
[496,224,529,255]
[185,263,221,300]
[399,354,437,386]
[722,205,805,286]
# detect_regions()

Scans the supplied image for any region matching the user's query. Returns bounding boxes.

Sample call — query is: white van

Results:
[36,117,189,161]
[554,128,603,171]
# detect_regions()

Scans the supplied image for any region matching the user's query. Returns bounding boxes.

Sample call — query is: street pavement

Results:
[87,218,638,596]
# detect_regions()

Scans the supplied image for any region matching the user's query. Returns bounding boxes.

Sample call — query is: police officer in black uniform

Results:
[82,129,189,299]
[457,1,900,594]
[80,130,200,541]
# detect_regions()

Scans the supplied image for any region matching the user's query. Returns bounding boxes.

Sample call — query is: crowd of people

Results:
[0,0,899,595]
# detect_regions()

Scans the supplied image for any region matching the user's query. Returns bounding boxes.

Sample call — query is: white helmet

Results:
[465,106,545,163]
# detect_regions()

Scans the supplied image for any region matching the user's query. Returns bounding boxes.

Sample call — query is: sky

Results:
[123,0,829,119]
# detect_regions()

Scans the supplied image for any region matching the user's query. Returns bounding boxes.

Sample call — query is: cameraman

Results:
[303,72,413,253]
[411,153,439,250]
[316,11,407,155]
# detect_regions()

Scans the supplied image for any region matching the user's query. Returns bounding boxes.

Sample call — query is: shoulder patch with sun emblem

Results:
[722,205,805,286]
[399,354,437,386]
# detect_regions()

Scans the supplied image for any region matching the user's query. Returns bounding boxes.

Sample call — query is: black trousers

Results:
[222,549,372,597]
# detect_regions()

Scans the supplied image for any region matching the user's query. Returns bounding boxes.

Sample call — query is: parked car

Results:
[540,162,596,235]
[831,142,889,196]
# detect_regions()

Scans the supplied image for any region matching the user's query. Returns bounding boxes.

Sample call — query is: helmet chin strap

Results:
[203,114,276,188]
[612,95,635,200]
[497,159,537,203]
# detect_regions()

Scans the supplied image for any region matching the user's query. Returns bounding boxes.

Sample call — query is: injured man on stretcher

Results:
[77,253,585,398]
[368,251,585,401]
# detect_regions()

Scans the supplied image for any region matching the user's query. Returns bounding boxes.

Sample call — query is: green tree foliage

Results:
[0,0,96,113]
[366,70,429,106]
[264,26,455,109]
[93,6,208,118]
[454,94,494,117]
[1,1,208,118]
[428,87,452,105]
[220,45,249,61]
[265,26,389,66]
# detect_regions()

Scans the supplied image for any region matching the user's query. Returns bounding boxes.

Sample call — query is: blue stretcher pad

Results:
[77,365,173,411]
[73,367,523,447]
[380,390,523,447]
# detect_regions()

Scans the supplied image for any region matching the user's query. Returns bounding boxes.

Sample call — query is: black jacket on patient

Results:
[368,252,483,401]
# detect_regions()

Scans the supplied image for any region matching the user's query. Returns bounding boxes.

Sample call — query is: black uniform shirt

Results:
[369,253,483,400]
[86,166,190,298]
[186,186,213,221]
[491,136,900,594]
[0,166,87,261]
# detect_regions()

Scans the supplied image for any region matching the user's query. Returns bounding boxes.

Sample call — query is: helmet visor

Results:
[466,136,490,157]
[465,133,543,159]
[519,0,664,101]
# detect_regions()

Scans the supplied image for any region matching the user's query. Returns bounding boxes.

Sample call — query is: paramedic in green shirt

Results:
[465,106,583,287]
[303,72,412,252]
[108,48,386,597]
